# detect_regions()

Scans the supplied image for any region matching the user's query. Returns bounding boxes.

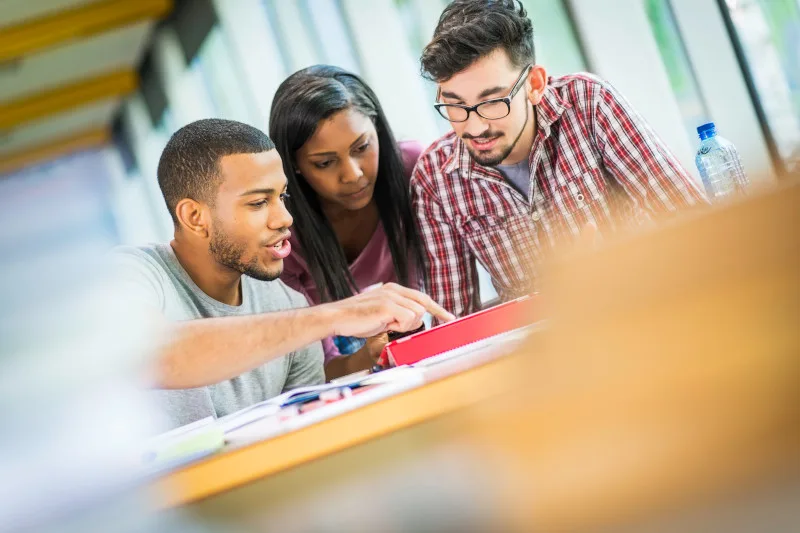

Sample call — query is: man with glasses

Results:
[411,0,707,319]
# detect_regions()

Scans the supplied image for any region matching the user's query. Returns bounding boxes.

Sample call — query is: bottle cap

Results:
[697,122,717,140]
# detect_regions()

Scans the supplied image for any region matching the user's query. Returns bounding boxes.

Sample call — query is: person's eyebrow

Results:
[440,86,508,102]
[239,181,288,197]
[308,133,368,157]
[349,132,368,148]
[477,85,508,99]
[440,90,464,102]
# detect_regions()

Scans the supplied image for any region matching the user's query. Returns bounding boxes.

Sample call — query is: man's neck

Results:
[500,103,538,166]
[321,195,374,224]
[170,238,243,306]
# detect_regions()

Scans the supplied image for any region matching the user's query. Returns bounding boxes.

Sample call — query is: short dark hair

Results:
[421,0,535,82]
[157,118,275,225]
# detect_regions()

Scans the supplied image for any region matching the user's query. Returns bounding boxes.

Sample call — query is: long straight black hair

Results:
[269,65,426,303]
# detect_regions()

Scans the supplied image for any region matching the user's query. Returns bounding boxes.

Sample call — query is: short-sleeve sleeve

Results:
[109,246,167,311]
[279,284,325,389]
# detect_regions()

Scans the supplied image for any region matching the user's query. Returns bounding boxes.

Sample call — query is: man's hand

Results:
[150,283,453,389]
[324,283,455,338]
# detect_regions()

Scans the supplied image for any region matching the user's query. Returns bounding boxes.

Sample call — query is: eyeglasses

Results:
[434,65,532,123]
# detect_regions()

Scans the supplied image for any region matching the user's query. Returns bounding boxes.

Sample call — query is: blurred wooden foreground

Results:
[168,179,799,532]
[473,177,800,531]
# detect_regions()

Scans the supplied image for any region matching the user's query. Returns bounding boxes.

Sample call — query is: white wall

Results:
[211,0,287,127]
[524,0,587,76]
[268,0,318,72]
[103,147,164,245]
[568,0,698,178]
[121,94,174,241]
[340,0,440,146]
[151,27,216,128]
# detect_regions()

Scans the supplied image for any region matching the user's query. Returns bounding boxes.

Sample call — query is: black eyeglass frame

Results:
[434,65,533,123]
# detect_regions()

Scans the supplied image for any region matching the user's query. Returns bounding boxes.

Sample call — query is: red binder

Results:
[379,295,539,367]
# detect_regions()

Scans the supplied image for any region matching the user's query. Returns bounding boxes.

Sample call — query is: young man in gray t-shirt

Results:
[116,119,453,428]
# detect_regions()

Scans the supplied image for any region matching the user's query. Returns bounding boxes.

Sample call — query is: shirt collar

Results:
[443,80,572,177]
[535,81,571,138]
[444,134,472,176]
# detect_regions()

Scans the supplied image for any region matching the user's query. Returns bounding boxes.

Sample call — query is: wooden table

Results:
[152,330,531,510]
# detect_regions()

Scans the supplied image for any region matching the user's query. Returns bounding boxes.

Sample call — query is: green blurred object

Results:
[143,418,225,472]
[644,0,711,142]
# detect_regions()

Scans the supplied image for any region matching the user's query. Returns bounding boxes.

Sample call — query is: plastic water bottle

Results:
[695,122,749,201]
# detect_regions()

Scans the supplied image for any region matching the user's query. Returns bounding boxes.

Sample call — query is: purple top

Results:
[280,140,424,363]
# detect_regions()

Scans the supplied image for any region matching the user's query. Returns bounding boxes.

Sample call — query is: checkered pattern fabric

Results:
[411,73,707,320]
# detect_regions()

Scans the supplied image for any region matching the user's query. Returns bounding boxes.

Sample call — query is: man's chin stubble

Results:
[469,148,508,167]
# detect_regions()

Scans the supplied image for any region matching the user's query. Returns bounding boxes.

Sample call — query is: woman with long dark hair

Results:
[270,65,426,380]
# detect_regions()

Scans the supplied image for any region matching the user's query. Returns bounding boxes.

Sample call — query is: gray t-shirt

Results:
[497,159,531,199]
[113,243,324,429]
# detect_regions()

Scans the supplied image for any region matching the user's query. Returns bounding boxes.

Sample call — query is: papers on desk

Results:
[138,367,426,452]
[216,401,281,433]
[216,377,387,434]
[223,366,426,447]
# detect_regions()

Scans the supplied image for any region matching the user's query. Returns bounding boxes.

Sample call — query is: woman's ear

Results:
[526,65,548,106]
[175,198,210,238]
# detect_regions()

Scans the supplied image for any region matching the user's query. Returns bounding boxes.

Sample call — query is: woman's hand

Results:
[362,332,389,364]
[324,333,389,381]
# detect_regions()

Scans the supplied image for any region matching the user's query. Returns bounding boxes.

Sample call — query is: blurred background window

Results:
[155,107,176,138]
[394,0,450,136]
[302,0,363,74]
[522,0,587,76]
[191,25,256,124]
[645,0,713,143]
[0,151,121,251]
[723,0,800,173]
[394,0,441,55]
[262,0,318,72]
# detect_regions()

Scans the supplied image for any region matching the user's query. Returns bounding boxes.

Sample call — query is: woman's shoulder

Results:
[397,140,425,180]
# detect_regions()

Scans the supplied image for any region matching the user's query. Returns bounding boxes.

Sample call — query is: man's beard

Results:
[209,224,280,282]
[463,103,530,167]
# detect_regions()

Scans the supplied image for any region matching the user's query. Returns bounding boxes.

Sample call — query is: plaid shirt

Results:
[411,73,707,319]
